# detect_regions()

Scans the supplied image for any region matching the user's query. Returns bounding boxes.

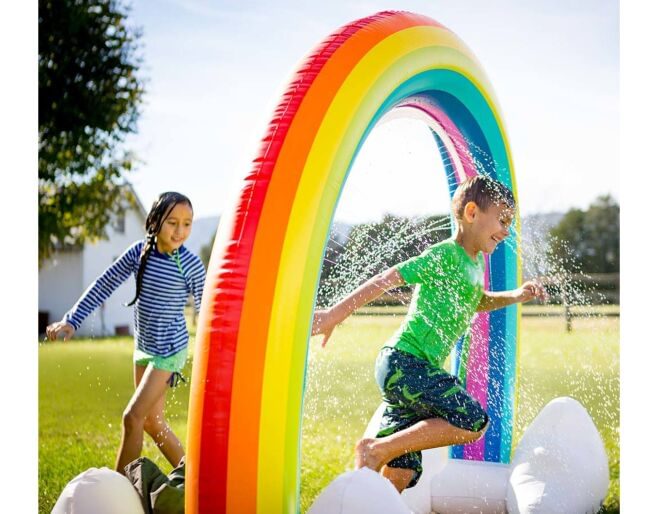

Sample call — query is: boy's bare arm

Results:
[328,267,405,323]
[477,279,548,312]
[312,267,406,346]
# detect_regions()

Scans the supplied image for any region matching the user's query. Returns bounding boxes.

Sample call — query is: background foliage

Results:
[549,195,619,274]
[39,0,144,263]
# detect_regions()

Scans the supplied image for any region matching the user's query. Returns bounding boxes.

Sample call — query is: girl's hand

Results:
[45,321,75,341]
[515,280,548,304]
[312,309,338,348]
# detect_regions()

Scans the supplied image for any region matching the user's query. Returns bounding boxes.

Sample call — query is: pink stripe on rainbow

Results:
[463,268,491,460]
[396,98,492,460]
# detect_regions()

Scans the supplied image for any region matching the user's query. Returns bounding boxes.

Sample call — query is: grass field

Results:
[39,308,619,513]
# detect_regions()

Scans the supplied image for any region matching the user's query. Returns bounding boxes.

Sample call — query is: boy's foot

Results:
[355,438,386,471]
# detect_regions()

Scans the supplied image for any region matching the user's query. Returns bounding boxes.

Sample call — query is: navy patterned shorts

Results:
[374,346,489,488]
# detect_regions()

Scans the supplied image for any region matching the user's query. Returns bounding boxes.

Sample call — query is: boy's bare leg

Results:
[355,417,486,471]
[381,466,416,493]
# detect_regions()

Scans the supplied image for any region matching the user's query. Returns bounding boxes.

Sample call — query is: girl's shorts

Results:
[374,346,489,488]
[134,347,188,387]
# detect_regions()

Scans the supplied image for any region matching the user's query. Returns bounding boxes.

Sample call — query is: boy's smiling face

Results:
[472,203,514,254]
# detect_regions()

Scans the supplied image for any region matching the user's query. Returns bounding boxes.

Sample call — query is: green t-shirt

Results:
[387,239,485,367]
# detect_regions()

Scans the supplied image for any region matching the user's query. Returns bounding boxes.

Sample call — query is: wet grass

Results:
[38,309,619,513]
[38,338,192,514]
[300,312,619,513]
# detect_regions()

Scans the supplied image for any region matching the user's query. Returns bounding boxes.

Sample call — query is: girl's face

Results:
[156,202,193,253]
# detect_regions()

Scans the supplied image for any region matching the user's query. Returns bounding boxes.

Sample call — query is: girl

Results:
[46,191,207,473]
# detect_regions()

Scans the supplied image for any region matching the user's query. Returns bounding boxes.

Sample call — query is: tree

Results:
[39,0,144,263]
[200,235,215,270]
[549,195,619,273]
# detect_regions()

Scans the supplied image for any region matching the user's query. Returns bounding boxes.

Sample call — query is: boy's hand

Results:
[515,280,548,304]
[45,321,75,341]
[312,309,337,348]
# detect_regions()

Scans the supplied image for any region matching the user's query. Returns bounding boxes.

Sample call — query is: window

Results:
[114,212,126,234]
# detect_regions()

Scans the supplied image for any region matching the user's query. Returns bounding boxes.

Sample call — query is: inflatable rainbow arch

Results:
[186,11,521,513]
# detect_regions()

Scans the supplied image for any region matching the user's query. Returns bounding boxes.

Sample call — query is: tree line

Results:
[200,195,619,306]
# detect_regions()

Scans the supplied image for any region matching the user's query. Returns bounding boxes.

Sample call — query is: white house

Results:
[38,191,148,337]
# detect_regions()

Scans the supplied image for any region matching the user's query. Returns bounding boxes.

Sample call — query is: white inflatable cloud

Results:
[402,447,448,514]
[431,459,510,514]
[506,397,609,514]
[51,467,143,514]
[308,467,410,514]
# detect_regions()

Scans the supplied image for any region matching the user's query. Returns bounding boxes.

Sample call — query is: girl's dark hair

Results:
[126,192,193,306]
[451,175,515,220]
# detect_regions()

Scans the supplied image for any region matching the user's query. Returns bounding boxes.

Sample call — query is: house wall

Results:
[38,251,83,332]
[79,208,145,337]
[39,207,146,337]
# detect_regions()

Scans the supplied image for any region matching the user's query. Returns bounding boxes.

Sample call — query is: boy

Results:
[312,175,547,492]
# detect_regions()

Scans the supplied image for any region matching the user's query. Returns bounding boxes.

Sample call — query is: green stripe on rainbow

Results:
[186,11,521,513]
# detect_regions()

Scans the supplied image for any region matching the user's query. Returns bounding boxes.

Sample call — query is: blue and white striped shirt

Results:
[65,240,206,357]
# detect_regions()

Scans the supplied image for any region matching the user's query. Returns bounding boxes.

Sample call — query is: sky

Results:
[125,0,619,221]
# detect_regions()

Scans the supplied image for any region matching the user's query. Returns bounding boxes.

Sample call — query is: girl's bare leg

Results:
[115,364,172,473]
[355,417,487,472]
[135,365,185,467]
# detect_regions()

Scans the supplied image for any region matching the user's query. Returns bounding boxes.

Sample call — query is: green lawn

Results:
[39,309,619,513]
[38,339,192,513]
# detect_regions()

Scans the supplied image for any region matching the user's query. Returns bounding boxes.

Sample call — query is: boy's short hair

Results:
[451,175,515,220]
